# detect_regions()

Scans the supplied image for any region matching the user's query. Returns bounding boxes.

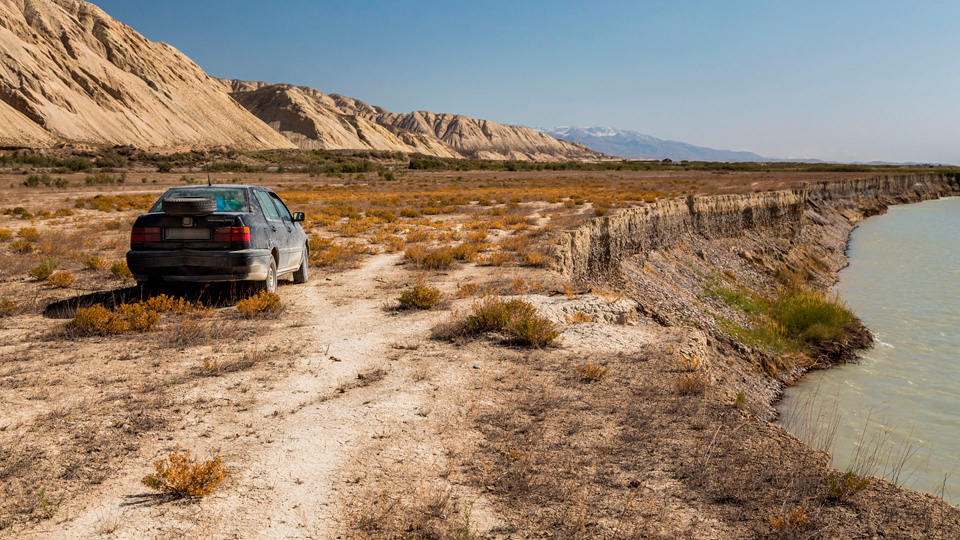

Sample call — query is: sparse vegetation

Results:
[65,303,160,336]
[110,261,132,280]
[28,258,59,280]
[47,270,75,288]
[436,296,559,347]
[575,363,608,382]
[236,291,282,318]
[398,285,442,310]
[141,447,226,498]
[827,471,870,502]
[675,373,710,395]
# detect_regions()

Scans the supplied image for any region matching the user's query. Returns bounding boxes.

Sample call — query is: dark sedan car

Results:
[126,185,309,292]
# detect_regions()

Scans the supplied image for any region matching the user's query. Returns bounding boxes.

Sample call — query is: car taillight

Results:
[131,227,160,242]
[215,226,250,243]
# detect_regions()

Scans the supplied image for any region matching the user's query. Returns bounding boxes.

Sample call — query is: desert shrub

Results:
[18,227,40,241]
[398,285,442,310]
[404,246,455,270]
[675,374,710,395]
[114,303,161,331]
[450,242,480,261]
[445,297,560,348]
[677,354,702,372]
[65,305,128,336]
[564,311,596,324]
[770,506,808,537]
[47,270,75,288]
[771,290,854,345]
[29,258,59,280]
[0,298,19,317]
[3,206,33,219]
[65,303,160,335]
[519,250,551,268]
[236,291,282,318]
[310,240,372,269]
[111,261,132,280]
[0,229,12,241]
[141,447,226,498]
[733,392,747,409]
[81,254,108,270]
[484,252,512,266]
[827,471,869,502]
[575,363,608,382]
[383,234,405,252]
[143,294,209,316]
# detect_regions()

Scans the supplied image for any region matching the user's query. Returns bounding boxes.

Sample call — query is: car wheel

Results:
[253,258,278,294]
[292,244,309,284]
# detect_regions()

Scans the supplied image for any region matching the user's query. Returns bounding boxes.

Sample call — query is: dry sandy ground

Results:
[3,247,675,539]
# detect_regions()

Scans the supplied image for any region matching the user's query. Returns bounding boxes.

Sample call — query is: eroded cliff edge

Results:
[547,173,960,535]
[558,173,960,280]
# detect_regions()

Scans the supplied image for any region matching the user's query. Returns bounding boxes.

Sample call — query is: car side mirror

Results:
[292,212,305,222]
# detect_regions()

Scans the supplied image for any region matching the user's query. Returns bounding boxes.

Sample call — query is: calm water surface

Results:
[778,197,960,503]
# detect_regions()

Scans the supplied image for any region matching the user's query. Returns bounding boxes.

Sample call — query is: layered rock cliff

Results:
[559,173,960,279]
[0,0,296,150]
[223,80,606,161]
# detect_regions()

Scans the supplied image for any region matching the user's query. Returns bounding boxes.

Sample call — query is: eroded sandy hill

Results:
[224,79,605,161]
[0,0,295,150]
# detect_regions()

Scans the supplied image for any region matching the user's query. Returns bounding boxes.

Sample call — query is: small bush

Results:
[675,374,710,395]
[144,294,209,316]
[575,363,608,382]
[47,270,75,288]
[404,245,456,270]
[398,285,442,310]
[111,261,132,280]
[18,227,40,241]
[733,392,747,409]
[0,298,20,317]
[564,311,596,324]
[0,229,12,241]
[65,305,128,336]
[114,303,161,331]
[445,297,560,348]
[484,252,512,266]
[142,447,226,498]
[771,290,854,345]
[65,303,160,335]
[81,254,108,270]
[677,354,701,372]
[29,258,59,280]
[770,506,808,537]
[10,240,34,254]
[236,291,282,318]
[827,471,869,502]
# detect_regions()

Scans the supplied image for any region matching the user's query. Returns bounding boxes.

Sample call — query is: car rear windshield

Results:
[150,188,249,212]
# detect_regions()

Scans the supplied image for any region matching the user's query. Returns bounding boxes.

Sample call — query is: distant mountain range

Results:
[537,126,770,162]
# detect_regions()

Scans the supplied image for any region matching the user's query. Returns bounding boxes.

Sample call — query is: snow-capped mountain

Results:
[538,126,770,162]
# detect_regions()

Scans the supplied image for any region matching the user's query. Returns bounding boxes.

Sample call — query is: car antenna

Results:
[207,174,212,186]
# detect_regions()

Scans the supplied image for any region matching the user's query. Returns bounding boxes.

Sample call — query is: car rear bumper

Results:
[126,249,272,282]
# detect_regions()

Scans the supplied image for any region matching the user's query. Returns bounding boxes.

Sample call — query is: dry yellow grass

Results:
[141,447,226,498]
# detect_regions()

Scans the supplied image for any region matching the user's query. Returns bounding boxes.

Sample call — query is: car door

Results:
[253,189,289,270]
[268,192,305,272]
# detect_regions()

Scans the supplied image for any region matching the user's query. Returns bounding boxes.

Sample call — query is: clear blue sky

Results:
[95,0,960,163]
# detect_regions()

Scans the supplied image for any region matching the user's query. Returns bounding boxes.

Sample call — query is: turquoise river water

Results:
[778,196,960,504]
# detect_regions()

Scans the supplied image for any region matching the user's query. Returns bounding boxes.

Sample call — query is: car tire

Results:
[252,258,278,294]
[162,197,217,216]
[292,244,309,284]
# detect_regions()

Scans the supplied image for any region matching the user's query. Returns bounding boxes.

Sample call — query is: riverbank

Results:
[549,172,960,537]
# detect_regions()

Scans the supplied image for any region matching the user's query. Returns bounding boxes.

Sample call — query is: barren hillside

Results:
[0,0,295,150]
[225,80,605,161]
